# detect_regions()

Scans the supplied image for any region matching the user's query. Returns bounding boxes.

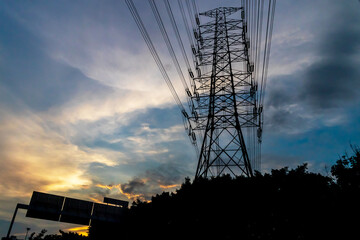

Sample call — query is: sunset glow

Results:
[66,226,89,237]
[159,184,180,189]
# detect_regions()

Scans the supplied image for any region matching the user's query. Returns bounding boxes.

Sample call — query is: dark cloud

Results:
[265,74,311,133]
[300,2,360,110]
[106,161,194,202]
[121,178,146,194]
[146,160,193,185]
[266,74,301,109]
[266,107,309,134]
[138,162,191,196]
[301,60,360,109]
[266,1,360,132]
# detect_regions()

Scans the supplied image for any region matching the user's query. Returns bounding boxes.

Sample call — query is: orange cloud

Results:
[95,184,117,190]
[159,184,180,189]
[95,183,147,202]
[118,185,145,202]
[88,197,103,204]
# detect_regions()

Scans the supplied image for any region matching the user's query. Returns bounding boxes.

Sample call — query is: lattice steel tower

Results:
[191,7,259,179]
[127,0,275,180]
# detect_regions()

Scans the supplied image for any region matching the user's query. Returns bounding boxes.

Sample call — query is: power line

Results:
[178,0,198,73]
[163,0,195,90]
[148,0,190,94]
[125,0,185,112]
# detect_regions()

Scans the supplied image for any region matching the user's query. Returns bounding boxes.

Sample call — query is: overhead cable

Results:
[125,0,185,112]
[148,0,190,94]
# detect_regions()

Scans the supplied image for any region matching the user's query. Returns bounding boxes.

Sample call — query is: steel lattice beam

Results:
[191,7,259,178]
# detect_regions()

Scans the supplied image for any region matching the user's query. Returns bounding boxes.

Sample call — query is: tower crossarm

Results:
[200,7,242,18]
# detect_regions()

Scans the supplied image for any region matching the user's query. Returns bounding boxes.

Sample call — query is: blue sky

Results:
[1,0,360,238]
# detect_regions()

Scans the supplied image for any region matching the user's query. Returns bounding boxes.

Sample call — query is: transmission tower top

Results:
[200,7,242,18]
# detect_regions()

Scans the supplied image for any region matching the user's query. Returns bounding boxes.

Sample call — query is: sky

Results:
[1,0,360,238]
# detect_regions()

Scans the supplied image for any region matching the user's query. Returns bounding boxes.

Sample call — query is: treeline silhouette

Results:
[27,146,360,240]
[26,229,87,240]
[90,145,359,240]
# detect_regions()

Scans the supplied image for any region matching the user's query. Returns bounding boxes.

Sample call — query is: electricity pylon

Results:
[127,0,276,179]
[191,7,259,179]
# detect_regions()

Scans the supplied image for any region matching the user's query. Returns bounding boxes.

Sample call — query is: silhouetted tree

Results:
[28,230,87,240]
[331,144,360,190]
[29,229,47,240]
[88,149,360,240]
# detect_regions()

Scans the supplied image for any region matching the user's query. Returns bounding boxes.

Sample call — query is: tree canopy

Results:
[89,147,359,240]
[28,229,87,240]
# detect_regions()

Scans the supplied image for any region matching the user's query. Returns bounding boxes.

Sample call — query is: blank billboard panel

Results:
[60,198,94,225]
[103,197,129,208]
[26,191,65,221]
[91,203,123,223]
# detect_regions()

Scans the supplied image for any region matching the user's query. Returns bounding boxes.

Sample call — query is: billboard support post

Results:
[6,203,29,239]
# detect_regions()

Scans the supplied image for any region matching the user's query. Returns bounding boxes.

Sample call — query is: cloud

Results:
[1,3,174,127]
[0,7,101,112]
[83,120,195,203]
[123,124,185,152]
[1,0,185,128]
[0,94,120,204]
[92,159,193,203]
[265,0,360,134]
[301,61,360,110]
[130,164,190,202]
[119,178,148,201]
[299,1,360,110]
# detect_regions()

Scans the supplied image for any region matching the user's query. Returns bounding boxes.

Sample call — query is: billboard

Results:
[25,191,125,225]
[91,203,123,223]
[60,198,94,225]
[103,197,129,208]
[26,191,65,221]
